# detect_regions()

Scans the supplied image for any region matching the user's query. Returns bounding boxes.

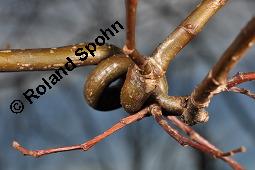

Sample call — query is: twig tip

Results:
[12,141,20,148]
[240,146,247,153]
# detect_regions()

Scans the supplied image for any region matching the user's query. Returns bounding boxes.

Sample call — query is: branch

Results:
[13,106,150,157]
[181,17,255,125]
[125,0,138,50]
[225,72,255,99]
[227,72,255,89]
[151,105,244,170]
[151,0,229,72]
[228,87,255,100]
[167,116,245,170]
[0,43,122,72]
[124,0,146,66]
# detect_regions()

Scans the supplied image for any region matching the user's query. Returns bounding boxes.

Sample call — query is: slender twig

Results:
[167,116,218,148]
[226,72,255,99]
[151,0,229,72]
[123,46,145,66]
[125,0,138,50]
[182,17,255,125]
[124,0,146,66]
[152,106,244,170]
[167,116,245,170]
[227,72,255,89]
[12,107,150,157]
[220,147,246,157]
[228,87,255,100]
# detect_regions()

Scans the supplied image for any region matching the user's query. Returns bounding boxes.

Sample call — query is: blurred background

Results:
[0,0,254,169]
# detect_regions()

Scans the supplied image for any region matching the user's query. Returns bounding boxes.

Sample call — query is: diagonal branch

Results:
[12,106,150,157]
[151,0,229,72]
[228,87,255,100]
[151,105,244,170]
[226,72,255,100]
[181,17,255,125]
[227,72,255,89]
[167,116,245,170]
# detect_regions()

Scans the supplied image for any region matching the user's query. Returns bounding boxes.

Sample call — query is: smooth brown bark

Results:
[0,43,122,71]
[182,17,255,125]
[152,0,229,72]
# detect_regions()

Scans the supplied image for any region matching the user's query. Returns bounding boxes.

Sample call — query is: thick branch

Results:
[182,17,255,125]
[192,17,255,106]
[0,43,122,72]
[152,0,229,72]
[13,107,150,157]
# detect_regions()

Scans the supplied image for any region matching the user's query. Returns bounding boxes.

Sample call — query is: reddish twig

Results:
[124,0,146,66]
[12,107,150,157]
[125,0,138,50]
[150,105,244,170]
[123,46,145,66]
[227,72,255,89]
[167,116,218,148]
[167,116,245,170]
[220,147,246,157]
[224,72,255,99]
[228,87,255,100]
